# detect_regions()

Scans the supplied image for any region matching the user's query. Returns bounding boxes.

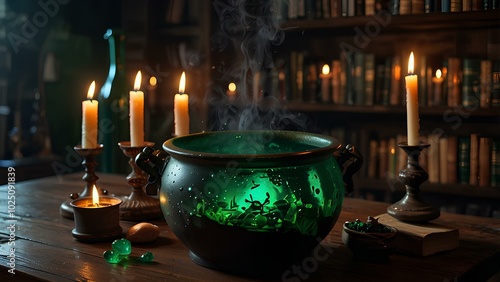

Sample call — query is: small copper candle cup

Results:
[70,196,122,243]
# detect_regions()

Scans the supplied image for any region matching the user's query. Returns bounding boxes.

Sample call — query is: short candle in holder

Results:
[70,185,122,242]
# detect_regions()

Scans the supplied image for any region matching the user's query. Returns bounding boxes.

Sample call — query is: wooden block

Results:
[377,213,459,257]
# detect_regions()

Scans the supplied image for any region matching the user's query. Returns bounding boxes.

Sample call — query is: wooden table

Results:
[1,173,499,281]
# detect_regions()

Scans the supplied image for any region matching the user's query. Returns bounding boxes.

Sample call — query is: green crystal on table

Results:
[103,250,122,264]
[112,238,132,255]
[137,251,154,263]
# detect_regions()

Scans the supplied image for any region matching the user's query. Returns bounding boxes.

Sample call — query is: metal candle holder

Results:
[71,196,122,242]
[60,144,108,219]
[118,141,162,221]
[387,143,440,222]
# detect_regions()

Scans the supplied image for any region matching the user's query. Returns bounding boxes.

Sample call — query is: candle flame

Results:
[149,76,157,87]
[87,81,96,100]
[134,71,142,91]
[408,52,415,75]
[92,185,99,206]
[179,72,186,94]
[390,148,395,155]
[228,82,236,91]
[322,64,330,75]
[436,69,442,79]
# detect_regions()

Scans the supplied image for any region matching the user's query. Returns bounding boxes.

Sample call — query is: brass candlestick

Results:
[60,144,108,219]
[387,143,440,222]
[118,141,162,221]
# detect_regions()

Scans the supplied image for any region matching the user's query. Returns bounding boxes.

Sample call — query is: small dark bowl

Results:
[342,222,398,263]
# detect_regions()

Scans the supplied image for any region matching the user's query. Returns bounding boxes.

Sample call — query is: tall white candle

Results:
[405,52,420,146]
[227,82,237,103]
[130,71,144,146]
[320,64,331,102]
[174,72,189,136]
[82,81,98,149]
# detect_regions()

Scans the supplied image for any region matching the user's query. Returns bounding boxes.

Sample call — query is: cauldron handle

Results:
[335,144,363,195]
[135,146,170,195]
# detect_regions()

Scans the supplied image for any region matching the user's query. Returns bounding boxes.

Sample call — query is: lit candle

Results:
[432,69,444,106]
[227,82,237,102]
[320,64,331,102]
[82,81,98,149]
[174,72,189,136]
[92,185,99,207]
[405,52,420,146]
[130,71,144,146]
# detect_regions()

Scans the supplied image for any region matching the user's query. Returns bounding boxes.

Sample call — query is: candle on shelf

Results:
[227,82,237,103]
[405,52,420,146]
[432,69,444,106]
[82,81,98,149]
[174,72,189,136]
[320,64,331,102]
[130,71,144,146]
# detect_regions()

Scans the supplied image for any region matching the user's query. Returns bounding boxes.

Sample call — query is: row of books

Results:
[283,0,500,20]
[284,51,500,107]
[361,133,500,187]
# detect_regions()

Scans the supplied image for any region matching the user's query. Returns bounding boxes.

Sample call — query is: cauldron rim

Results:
[162,130,342,165]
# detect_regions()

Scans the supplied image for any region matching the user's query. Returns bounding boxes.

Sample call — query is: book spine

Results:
[400,0,412,13]
[330,0,341,17]
[390,56,401,105]
[492,61,500,106]
[331,60,342,104]
[412,0,426,13]
[356,0,365,15]
[427,133,441,183]
[378,139,389,180]
[375,64,385,105]
[368,140,379,179]
[458,136,471,184]
[439,137,449,184]
[348,0,356,16]
[305,0,317,19]
[389,0,400,14]
[469,133,479,185]
[463,0,472,10]
[388,138,398,180]
[425,0,435,12]
[491,140,500,186]
[451,0,463,11]
[383,58,392,106]
[365,53,376,105]
[366,0,377,15]
[471,0,482,10]
[478,137,492,187]
[353,52,365,105]
[442,0,451,11]
[462,58,480,108]
[480,60,492,107]
[323,0,331,18]
[447,57,461,107]
[342,0,349,16]
[418,55,428,107]
[447,136,458,184]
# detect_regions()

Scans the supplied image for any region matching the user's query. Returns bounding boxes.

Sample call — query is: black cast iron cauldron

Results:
[136,130,362,277]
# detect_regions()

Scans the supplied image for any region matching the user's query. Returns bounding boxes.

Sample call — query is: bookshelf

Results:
[144,1,500,217]
[273,4,500,217]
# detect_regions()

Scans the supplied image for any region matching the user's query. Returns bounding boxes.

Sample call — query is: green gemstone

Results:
[137,252,154,262]
[112,238,132,255]
[103,250,122,264]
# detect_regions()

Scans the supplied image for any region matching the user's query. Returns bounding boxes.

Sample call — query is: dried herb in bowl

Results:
[345,216,392,233]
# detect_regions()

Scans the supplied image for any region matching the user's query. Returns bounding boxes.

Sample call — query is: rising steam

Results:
[209,1,313,132]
